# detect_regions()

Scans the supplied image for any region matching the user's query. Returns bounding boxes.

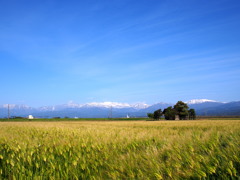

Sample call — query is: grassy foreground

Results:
[0,120,240,179]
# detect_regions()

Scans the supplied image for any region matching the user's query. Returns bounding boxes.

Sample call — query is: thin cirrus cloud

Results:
[0,0,240,106]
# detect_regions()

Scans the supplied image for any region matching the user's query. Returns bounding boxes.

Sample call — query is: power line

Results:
[8,104,10,119]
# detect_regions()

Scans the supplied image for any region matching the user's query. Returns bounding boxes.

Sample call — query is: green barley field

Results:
[0,120,240,179]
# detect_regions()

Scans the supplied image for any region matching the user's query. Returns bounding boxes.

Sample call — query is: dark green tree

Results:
[147,113,154,119]
[153,109,162,120]
[174,101,189,120]
[188,109,196,120]
[163,106,176,120]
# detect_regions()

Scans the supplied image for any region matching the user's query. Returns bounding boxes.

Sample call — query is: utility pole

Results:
[8,104,10,119]
[110,106,112,119]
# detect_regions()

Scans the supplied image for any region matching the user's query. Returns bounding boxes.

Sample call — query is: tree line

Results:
[147,101,196,120]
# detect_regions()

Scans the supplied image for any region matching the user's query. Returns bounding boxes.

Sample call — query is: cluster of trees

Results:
[147,101,196,120]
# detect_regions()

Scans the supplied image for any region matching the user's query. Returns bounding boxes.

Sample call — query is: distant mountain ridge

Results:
[0,99,240,118]
[191,101,240,116]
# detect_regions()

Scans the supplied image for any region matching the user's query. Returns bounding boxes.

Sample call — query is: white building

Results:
[28,115,34,119]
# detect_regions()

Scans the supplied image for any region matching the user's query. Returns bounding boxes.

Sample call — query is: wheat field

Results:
[0,120,240,179]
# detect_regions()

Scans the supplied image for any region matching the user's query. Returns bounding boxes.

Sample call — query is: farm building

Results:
[28,115,34,119]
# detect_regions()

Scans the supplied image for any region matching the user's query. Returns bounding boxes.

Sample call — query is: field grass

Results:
[0,120,240,179]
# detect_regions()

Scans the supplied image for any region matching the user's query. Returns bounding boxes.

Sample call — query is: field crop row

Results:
[0,120,240,179]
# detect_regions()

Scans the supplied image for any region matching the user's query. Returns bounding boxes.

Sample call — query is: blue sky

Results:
[1,0,240,107]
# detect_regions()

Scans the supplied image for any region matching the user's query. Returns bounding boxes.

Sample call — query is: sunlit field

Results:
[0,120,240,179]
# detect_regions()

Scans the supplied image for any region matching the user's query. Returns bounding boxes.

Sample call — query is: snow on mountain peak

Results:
[84,102,131,108]
[66,101,81,108]
[131,103,150,109]
[2,104,31,109]
[37,102,149,110]
[186,99,218,104]
[82,102,150,109]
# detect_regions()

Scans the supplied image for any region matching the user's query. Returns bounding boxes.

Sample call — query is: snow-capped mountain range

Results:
[0,99,218,110]
[37,102,150,111]
[0,99,240,118]
[1,104,33,109]
[185,99,219,104]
